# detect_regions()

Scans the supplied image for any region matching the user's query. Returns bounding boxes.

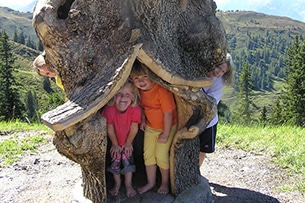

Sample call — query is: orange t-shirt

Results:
[140,83,177,130]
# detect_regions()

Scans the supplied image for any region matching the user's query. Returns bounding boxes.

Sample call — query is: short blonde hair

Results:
[32,54,46,76]
[108,81,140,107]
[222,53,235,86]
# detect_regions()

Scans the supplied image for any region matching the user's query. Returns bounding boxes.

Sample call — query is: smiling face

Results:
[131,74,155,91]
[209,62,229,78]
[37,64,57,78]
[114,83,133,113]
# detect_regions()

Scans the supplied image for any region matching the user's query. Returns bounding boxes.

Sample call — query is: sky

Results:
[0,0,34,10]
[214,0,305,22]
[214,0,272,11]
[0,0,304,22]
[0,0,265,10]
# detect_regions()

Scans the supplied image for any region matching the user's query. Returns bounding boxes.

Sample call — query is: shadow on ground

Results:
[209,182,280,203]
[72,130,284,203]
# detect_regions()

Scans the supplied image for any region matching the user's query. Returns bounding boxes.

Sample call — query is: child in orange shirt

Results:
[130,60,177,195]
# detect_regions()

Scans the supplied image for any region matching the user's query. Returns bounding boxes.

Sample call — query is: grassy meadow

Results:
[0,121,53,165]
[0,121,304,194]
[218,124,305,193]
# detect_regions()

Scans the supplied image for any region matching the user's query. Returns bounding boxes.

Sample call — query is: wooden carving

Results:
[33,0,227,202]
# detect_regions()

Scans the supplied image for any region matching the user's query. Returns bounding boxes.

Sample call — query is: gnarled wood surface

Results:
[33,0,227,201]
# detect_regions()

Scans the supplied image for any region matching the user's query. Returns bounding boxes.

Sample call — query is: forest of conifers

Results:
[0,8,305,126]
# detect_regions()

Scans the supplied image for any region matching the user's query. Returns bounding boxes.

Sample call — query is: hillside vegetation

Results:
[0,6,64,122]
[216,11,305,119]
[0,7,37,45]
[1,7,305,121]
[1,5,304,198]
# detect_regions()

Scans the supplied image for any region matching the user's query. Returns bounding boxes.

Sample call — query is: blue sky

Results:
[0,0,304,22]
[214,0,271,11]
[0,0,33,9]
[214,0,305,22]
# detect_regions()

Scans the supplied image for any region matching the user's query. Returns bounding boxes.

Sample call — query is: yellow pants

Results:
[143,125,176,169]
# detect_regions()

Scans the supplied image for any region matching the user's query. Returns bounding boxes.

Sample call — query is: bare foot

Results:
[157,184,169,195]
[137,183,155,194]
[109,184,120,196]
[126,185,137,197]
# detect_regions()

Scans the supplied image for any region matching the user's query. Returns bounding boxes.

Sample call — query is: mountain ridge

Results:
[1,7,305,119]
[215,0,305,23]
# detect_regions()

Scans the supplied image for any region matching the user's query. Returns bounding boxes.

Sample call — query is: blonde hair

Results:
[32,54,46,76]
[222,53,234,86]
[108,81,140,107]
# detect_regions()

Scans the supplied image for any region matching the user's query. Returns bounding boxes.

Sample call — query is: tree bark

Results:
[33,0,227,201]
[53,113,108,202]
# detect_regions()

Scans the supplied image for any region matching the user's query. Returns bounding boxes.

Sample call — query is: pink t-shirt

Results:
[101,105,141,146]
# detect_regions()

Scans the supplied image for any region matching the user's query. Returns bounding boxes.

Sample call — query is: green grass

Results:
[218,124,305,193]
[222,85,283,121]
[1,121,304,194]
[0,121,53,166]
[0,120,51,131]
[0,135,48,165]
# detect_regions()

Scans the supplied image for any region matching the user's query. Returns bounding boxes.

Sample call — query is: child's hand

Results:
[123,143,133,157]
[158,133,169,143]
[140,121,146,131]
[110,145,122,159]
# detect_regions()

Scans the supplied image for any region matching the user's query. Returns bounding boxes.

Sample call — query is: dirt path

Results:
[0,136,304,202]
[0,141,82,203]
[200,148,304,203]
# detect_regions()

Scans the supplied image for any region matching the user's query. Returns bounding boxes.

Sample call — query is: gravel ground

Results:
[201,148,304,203]
[0,132,304,203]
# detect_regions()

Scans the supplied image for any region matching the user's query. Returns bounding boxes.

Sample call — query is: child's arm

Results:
[158,111,173,143]
[140,106,146,131]
[124,122,139,157]
[107,124,121,158]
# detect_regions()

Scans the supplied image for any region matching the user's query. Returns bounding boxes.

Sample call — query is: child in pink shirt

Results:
[101,81,141,197]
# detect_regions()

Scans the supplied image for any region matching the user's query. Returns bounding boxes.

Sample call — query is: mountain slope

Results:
[2,8,305,120]
[217,10,305,49]
[215,0,305,23]
[216,11,305,118]
[0,7,38,45]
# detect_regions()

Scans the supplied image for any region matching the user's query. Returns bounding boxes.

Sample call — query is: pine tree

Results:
[280,36,305,126]
[270,97,283,125]
[37,40,43,51]
[234,61,254,125]
[26,36,35,49]
[43,77,53,93]
[25,90,38,121]
[18,31,25,45]
[13,30,18,43]
[260,106,267,126]
[0,31,25,121]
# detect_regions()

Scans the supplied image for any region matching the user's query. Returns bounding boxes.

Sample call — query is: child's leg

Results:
[121,152,136,174]
[108,153,122,196]
[121,152,136,197]
[137,164,157,194]
[199,152,206,167]
[155,125,176,194]
[199,124,217,167]
[138,126,159,194]
[124,172,137,197]
[109,174,121,196]
[158,167,170,194]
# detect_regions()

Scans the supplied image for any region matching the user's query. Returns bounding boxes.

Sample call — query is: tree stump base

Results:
[33,0,226,201]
